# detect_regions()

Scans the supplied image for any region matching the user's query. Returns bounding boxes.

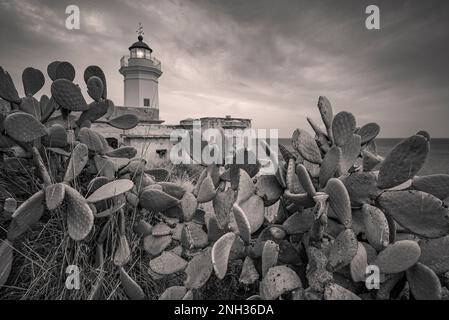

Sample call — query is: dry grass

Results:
[0,156,247,300]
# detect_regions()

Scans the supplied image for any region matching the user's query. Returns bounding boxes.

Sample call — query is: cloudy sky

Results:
[0,0,448,137]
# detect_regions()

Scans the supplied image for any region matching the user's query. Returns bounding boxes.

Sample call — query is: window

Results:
[106,138,118,149]
[143,98,150,106]
[156,149,167,158]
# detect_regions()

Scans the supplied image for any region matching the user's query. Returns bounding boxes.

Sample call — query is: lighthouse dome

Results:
[129,35,153,53]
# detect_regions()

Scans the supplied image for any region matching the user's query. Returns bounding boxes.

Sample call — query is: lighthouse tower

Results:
[119,24,162,120]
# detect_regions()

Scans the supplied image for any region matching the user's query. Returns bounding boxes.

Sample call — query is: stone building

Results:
[93,28,251,163]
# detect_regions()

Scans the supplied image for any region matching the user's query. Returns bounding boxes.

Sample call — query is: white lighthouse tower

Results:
[119,24,162,120]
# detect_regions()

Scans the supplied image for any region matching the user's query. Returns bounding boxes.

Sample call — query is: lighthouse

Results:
[119,23,162,120]
[93,24,251,163]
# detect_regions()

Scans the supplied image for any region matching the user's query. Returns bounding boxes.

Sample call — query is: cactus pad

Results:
[55,61,75,81]
[181,192,198,221]
[0,67,20,103]
[197,174,216,203]
[150,251,187,275]
[332,111,356,147]
[207,213,226,242]
[362,150,381,172]
[239,256,259,285]
[319,146,342,188]
[324,283,361,300]
[286,158,303,194]
[41,96,58,122]
[145,168,170,182]
[254,174,283,206]
[159,286,188,300]
[93,156,116,179]
[262,240,279,277]
[406,262,441,300]
[0,240,13,287]
[113,235,131,266]
[184,247,213,289]
[63,143,89,183]
[232,204,251,245]
[213,188,235,228]
[296,164,316,197]
[236,169,255,204]
[283,190,314,207]
[239,194,265,234]
[84,65,107,99]
[327,229,358,272]
[77,100,109,126]
[350,242,368,283]
[159,182,186,200]
[418,236,449,274]
[86,76,104,101]
[78,127,105,153]
[140,189,180,212]
[143,234,171,256]
[107,114,139,130]
[317,96,334,138]
[260,266,302,300]
[119,267,145,300]
[64,185,94,241]
[373,240,421,274]
[51,79,88,111]
[292,129,322,164]
[133,220,153,237]
[87,179,134,203]
[4,111,48,142]
[358,122,380,145]
[378,135,429,189]
[230,148,261,179]
[19,96,41,120]
[340,134,361,173]
[46,61,60,80]
[152,223,171,236]
[106,146,138,159]
[362,204,389,251]
[19,96,40,119]
[411,174,449,200]
[278,143,297,164]
[181,222,208,249]
[378,190,449,238]
[212,232,236,280]
[22,67,45,97]
[42,124,68,148]
[343,172,379,207]
[45,183,65,211]
[282,210,314,235]
[7,190,45,241]
[325,178,352,228]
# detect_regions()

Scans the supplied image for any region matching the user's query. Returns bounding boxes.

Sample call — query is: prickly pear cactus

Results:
[1,61,448,301]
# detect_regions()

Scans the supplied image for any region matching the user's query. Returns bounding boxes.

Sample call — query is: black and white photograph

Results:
[0,0,449,306]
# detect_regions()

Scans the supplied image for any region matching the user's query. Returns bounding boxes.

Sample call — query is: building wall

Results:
[91,122,181,164]
[122,136,174,164]
[179,117,251,130]
[120,61,161,109]
[123,73,159,108]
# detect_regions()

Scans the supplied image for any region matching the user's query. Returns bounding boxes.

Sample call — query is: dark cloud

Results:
[1,0,448,137]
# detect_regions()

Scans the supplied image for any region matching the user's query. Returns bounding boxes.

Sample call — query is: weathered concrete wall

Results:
[92,115,252,165]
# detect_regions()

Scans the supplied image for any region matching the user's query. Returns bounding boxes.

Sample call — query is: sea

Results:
[277,138,449,175]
